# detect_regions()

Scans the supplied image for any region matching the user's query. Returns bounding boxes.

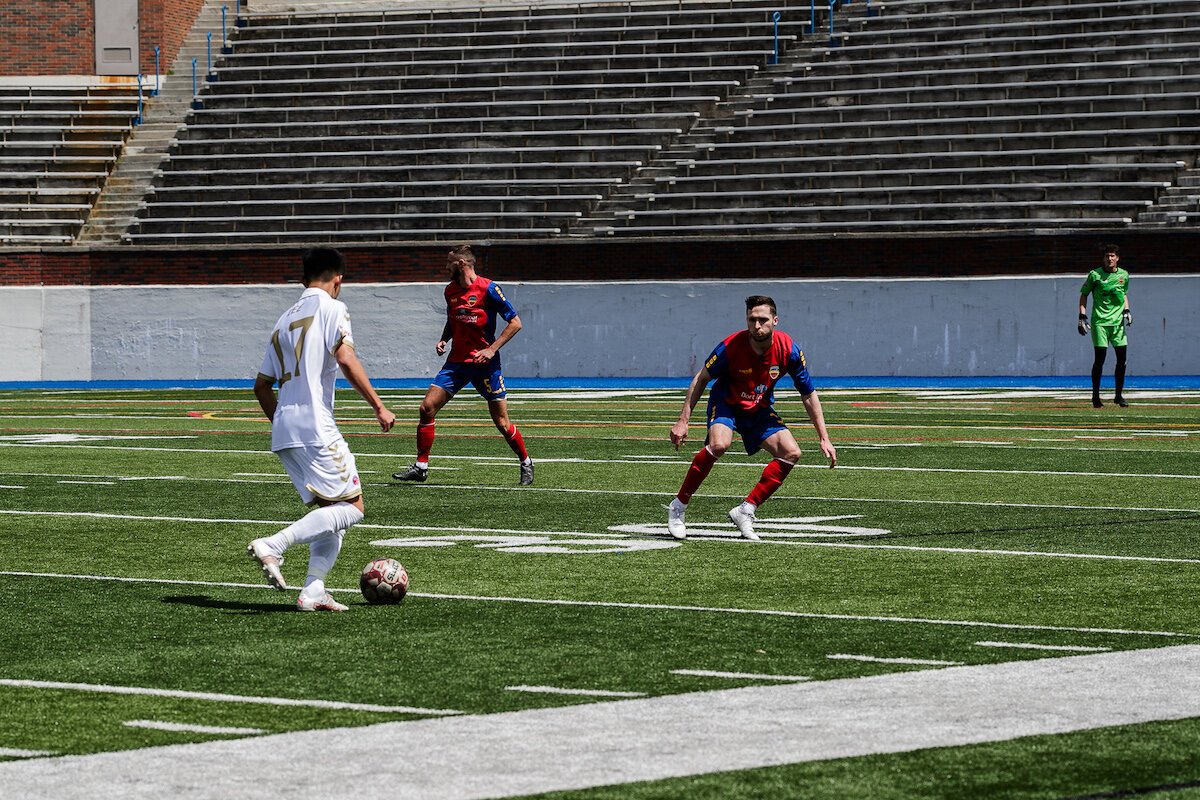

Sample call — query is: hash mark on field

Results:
[505,685,646,698]
[0,747,54,758]
[123,720,266,736]
[57,480,115,485]
[671,669,810,682]
[827,654,964,666]
[974,641,1112,653]
[0,680,461,716]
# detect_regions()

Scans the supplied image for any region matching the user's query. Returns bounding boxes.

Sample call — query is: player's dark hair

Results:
[1100,243,1120,256]
[449,244,476,266]
[745,295,777,315]
[302,247,345,284]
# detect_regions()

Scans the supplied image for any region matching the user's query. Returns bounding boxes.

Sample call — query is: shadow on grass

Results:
[162,595,295,613]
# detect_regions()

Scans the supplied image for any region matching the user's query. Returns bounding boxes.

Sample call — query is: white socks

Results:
[300,528,346,600]
[265,502,364,551]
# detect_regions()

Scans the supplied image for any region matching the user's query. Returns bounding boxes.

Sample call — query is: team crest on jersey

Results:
[466,294,479,307]
[769,365,781,380]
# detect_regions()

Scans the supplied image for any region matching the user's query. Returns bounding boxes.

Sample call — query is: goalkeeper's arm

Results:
[1077,294,1091,336]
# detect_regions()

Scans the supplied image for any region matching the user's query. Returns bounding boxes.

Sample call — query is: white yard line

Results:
[505,686,646,698]
[670,669,809,682]
[1,647,1198,799]
[0,748,54,758]
[3,571,1191,640]
[0,680,460,717]
[827,654,965,666]
[123,721,266,736]
[974,641,1112,653]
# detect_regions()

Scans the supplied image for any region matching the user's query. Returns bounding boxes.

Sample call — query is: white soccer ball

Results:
[359,557,409,604]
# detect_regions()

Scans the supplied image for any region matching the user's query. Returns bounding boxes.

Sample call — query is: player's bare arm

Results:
[335,344,396,432]
[472,315,522,363]
[801,390,837,468]
[670,366,711,450]
[253,374,278,421]
[436,321,452,356]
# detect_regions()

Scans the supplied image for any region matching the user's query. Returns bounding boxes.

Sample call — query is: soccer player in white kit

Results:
[248,248,396,612]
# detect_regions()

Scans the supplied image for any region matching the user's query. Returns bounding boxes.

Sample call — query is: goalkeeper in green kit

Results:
[1078,243,1131,408]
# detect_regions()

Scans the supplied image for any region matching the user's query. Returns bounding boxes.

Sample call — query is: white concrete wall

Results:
[19,275,1200,382]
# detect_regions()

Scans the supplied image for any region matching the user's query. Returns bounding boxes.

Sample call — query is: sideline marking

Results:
[0,748,54,758]
[505,686,646,698]
[123,720,266,736]
[2,570,1195,640]
[827,654,965,666]
[974,641,1111,653]
[0,680,461,717]
[671,669,810,682]
[3,647,1199,799]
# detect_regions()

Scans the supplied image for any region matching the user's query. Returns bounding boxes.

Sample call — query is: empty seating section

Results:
[0,84,139,243]
[129,0,806,243]
[599,0,1200,235]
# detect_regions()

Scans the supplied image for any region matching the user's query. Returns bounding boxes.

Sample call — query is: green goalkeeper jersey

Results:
[1081,267,1130,325]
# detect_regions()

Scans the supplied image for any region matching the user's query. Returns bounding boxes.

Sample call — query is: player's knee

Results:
[780,445,802,463]
[419,401,439,420]
[707,441,730,458]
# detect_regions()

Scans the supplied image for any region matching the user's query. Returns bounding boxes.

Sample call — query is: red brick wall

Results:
[1,232,1197,286]
[0,0,202,76]
[0,2,96,75]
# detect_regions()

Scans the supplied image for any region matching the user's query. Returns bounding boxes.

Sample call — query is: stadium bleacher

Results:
[119,0,1200,243]
[0,83,139,244]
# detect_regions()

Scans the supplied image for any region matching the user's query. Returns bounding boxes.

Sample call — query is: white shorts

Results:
[277,439,362,506]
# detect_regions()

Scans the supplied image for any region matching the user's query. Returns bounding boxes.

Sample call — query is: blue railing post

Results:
[808,0,816,34]
[829,0,838,46]
[221,5,233,54]
[235,0,247,27]
[135,74,143,125]
[191,58,204,109]
[770,11,781,64]
[206,32,214,78]
[152,46,160,96]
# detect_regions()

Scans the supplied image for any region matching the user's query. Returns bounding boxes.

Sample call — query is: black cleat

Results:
[1115,396,1129,408]
[392,463,428,482]
[1092,397,1104,409]
[519,459,534,485]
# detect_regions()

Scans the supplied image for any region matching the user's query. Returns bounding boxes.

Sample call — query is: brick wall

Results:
[0,0,203,76]
[0,2,96,75]
[1,232,1197,286]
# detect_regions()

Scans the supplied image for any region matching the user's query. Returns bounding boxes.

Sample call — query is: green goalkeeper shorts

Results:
[1091,322,1127,348]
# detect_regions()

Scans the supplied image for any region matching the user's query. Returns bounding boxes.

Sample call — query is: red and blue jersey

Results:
[705,329,814,413]
[445,275,518,363]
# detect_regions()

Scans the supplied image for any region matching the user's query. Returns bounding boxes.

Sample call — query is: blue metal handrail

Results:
[152,46,160,96]
[770,11,781,64]
[235,0,246,27]
[135,74,143,125]
[221,5,233,54]
[191,58,203,109]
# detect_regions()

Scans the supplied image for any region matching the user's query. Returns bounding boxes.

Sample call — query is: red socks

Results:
[677,446,718,504]
[746,458,795,507]
[503,423,529,461]
[416,421,436,462]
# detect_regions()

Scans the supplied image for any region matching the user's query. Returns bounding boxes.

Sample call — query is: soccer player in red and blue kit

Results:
[667,296,836,540]
[393,245,533,485]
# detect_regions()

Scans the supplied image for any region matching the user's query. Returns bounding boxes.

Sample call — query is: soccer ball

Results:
[359,557,409,604]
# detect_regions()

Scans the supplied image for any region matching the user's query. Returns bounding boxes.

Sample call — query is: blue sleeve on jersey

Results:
[788,343,816,396]
[487,282,518,322]
[703,341,728,380]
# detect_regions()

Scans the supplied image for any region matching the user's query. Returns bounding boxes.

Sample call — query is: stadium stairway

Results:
[77,0,229,245]
[594,0,1200,236]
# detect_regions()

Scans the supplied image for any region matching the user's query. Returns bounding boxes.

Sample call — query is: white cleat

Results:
[728,504,760,541]
[296,592,349,612]
[247,539,287,591]
[665,499,687,540]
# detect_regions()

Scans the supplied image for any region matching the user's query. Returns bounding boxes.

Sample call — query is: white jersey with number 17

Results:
[257,286,354,452]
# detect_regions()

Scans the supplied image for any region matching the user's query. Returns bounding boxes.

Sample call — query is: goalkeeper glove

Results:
[1077,313,1090,336]
[1122,309,1132,327]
